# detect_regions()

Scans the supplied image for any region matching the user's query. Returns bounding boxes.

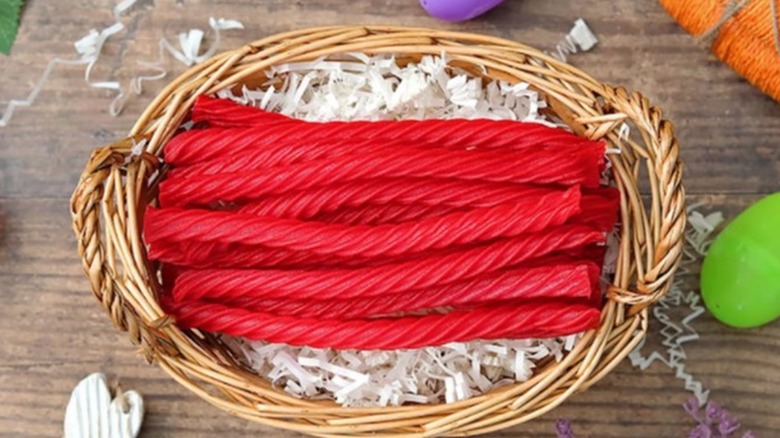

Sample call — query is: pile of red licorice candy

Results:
[145,96,619,350]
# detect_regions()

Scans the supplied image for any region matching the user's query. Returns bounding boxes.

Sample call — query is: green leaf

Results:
[0,0,24,55]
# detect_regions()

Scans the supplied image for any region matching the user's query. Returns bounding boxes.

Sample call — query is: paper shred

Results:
[551,19,599,62]
[215,54,555,124]
[629,208,725,404]
[564,334,578,351]
[0,2,245,124]
[569,18,599,51]
[235,336,583,407]
[618,122,631,141]
[162,17,244,67]
[0,57,91,128]
[0,0,139,127]
[112,16,244,116]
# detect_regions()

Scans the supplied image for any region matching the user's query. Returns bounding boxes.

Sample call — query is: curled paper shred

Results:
[629,285,710,403]
[0,0,244,124]
[0,57,91,128]
[629,207,725,404]
[160,18,245,67]
[550,18,599,62]
[109,49,168,117]
[215,54,559,124]
[232,336,582,407]
[1,0,139,127]
[111,17,244,116]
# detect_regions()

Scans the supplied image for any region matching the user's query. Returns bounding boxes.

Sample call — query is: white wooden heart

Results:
[64,373,144,438]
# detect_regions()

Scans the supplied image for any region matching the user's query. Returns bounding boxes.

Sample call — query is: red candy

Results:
[204,262,600,318]
[167,225,605,302]
[191,96,290,127]
[159,144,604,208]
[162,300,601,350]
[147,186,581,258]
[314,202,460,226]
[169,99,604,165]
[237,178,548,219]
[145,97,619,349]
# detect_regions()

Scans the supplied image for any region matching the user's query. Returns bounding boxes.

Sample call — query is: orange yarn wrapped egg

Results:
[659,0,780,101]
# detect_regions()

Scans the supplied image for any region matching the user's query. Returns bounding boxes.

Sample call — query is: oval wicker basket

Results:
[70,26,686,437]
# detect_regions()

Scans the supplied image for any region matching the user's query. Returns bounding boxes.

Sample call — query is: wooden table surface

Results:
[1,0,779,436]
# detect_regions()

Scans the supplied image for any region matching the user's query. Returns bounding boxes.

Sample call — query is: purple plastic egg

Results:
[420,0,506,22]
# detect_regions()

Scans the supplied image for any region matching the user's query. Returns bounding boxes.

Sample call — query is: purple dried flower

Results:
[555,418,575,438]
[682,396,754,438]
[718,413,741,436]
[689,424,713,438]
[684,396,703,422]
[705,401,724,422]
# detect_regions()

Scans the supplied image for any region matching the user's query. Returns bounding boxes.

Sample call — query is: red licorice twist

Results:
[168,135,409,178]
[574,189,621,231]
[237,178,547,219]
[169,224,606,302]
[313,202,460,225]
[147,187,581,258]
[204,262,599,318]
[151,240,397,270]
[313,190,619,229]
[150,231,607,272]
[159,145,604,207]
[191,96,290,127]
[150,101,617,348]
[154,235,608,274]
[191,95,290,127]
[163,301,602,350]
[166,114,603,166]
[237,177,619,230]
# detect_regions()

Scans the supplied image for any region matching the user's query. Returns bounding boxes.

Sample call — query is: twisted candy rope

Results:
[152,99,615,348]
[169,224,605,302]
[168,134,409,178]
[169,106,602,165]
[206,262,599,318]
[170,135,599,180]
[152,231,607,271]
[149,187,615,270]
[237,178,547,219]
[151,239,399,270]
[191,95,289,126]
[313,202,459,226]
[237,178,619,230]
[159,145,603,207]
[272,189,618,230]
[148,186,581,258]
[164,300,601,350]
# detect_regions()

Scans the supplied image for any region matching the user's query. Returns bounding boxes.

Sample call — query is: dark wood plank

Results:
[1,0,779,436]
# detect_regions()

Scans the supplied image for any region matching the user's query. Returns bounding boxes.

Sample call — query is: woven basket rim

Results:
[70,25,686,437]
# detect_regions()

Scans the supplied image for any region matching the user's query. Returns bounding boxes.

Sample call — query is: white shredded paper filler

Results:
[216,52,596,407]
[629,207,725,404]
[550,18,599,62]
[0,0,244,125]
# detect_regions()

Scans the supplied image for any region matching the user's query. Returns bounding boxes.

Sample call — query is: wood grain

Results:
[0,0,778,436]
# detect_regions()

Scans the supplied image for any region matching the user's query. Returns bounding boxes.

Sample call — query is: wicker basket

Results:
[70,26,686,437]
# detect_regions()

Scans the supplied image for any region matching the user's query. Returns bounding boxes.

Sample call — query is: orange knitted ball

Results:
[660,0,780,101]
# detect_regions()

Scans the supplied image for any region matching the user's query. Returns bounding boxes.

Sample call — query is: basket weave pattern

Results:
[70,26,685,437]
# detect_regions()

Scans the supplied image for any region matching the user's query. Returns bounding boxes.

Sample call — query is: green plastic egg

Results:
[701,192,780,328]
